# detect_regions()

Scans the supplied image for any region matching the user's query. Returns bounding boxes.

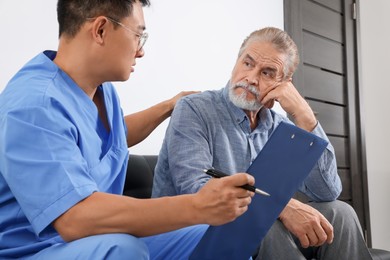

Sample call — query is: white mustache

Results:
[233,82,260,98]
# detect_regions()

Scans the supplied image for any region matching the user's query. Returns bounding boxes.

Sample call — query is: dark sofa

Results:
[124,154,390,260]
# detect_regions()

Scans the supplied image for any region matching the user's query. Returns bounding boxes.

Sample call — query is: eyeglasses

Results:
[87,16,148,51]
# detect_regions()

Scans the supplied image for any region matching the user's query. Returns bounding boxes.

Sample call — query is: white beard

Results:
[228,81,263,111]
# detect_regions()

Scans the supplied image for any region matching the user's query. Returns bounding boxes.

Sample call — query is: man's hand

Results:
[194,173,255,226]
[279,199,334,248]
[261,80,317,132]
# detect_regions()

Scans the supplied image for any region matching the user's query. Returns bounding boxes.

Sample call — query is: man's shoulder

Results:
[180,88,224,108]
[1,80,57,113]
[4,52,58,89]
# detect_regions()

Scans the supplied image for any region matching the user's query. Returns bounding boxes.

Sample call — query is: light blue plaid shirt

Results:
[152,83,341,202]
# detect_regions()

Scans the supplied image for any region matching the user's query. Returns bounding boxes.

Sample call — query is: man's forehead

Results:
[127,1,146,30]
[242,42,286,67]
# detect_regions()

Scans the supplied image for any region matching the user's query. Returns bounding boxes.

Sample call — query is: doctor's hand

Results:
[167,91,201,111]
[193,173,254,226]
[279,198,334,248]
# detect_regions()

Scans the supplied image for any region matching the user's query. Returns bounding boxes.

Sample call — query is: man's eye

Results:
[244,61,253,67]
[262,70,274,78]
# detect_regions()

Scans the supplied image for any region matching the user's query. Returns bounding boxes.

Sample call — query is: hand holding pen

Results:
[203,168,270,197]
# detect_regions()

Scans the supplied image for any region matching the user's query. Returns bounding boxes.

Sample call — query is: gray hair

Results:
[238,27,300,80]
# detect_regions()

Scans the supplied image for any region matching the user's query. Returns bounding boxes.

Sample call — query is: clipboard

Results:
[189,121,329,260]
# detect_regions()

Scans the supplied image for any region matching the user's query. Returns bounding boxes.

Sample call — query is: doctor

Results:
[0,0,255,259]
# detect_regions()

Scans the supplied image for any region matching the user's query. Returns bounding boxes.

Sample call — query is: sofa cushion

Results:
[123,154,157,199]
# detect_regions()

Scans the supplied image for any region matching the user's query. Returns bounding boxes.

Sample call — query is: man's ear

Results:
[91,17,108,44]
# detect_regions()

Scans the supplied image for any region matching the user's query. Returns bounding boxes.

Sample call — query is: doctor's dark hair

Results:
[57,0,150,38]
[238,27,300,80]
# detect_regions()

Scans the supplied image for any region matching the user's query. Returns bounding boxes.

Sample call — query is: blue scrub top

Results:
[0,51,129,258]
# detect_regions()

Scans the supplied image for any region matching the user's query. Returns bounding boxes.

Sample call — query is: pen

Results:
[203,168,270,196]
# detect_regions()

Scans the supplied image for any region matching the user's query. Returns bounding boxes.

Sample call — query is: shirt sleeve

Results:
[1,106,98,236]
[297,121,342,201]
[164,98,213,194]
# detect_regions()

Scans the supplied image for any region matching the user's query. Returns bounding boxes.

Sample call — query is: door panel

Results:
[338,169,352,201]
[329,136,350,168]
[308,100,346,136]
[284,0,371,245]
[302,0,343,43]
[302,32,344,73]
[303,65,345,105]
[312,0,343,13]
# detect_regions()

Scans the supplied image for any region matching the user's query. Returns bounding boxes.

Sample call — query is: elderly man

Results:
[152,27,372,260]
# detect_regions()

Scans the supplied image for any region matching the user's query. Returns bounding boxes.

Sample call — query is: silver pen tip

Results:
[255,188,271,196]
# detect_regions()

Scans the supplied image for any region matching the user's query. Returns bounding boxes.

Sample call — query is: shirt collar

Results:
[222,81,274,133]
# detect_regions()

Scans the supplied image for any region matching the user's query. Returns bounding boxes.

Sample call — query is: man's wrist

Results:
[294,111,317,132]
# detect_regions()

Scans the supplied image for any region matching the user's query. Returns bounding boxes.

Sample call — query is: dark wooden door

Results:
[284,0,371,245]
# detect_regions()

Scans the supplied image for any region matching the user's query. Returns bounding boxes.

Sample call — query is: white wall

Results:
[0,0,284,155]
[0,1,58,88]
[358,0,390,251]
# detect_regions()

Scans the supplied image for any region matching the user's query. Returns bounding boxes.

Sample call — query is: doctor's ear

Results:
[90,17,108,44]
